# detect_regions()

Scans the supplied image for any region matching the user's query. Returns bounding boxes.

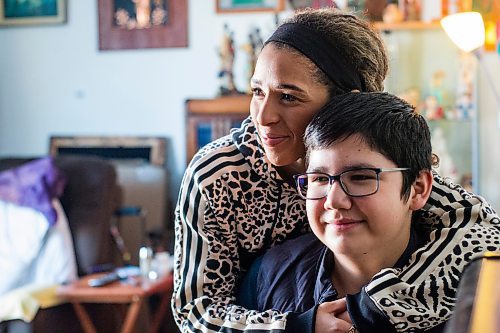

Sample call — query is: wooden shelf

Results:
[186,95,251,115]
[186,95,251,163]
[373,21,442,31]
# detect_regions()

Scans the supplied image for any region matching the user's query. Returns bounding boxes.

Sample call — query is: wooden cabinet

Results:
[185,95,251,163]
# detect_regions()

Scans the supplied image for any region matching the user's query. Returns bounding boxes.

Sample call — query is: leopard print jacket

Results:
[172,116,500,332]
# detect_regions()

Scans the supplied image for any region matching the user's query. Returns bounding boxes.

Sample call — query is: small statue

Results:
[288,0,338,10]
[383,3,404,24]
[241,27,264,94]
[453,52,476,120]
[419,70,448,120]
[217,24,239,96]
[346,0,365,17]
[431,127,458,182]
[429,70,447,106]
[403,0,421,21]
[422,95,444,120]
[398,87,420,109]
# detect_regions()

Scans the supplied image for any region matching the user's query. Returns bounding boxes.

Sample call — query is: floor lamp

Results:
[441,11,500,193]
[441,12,500,109]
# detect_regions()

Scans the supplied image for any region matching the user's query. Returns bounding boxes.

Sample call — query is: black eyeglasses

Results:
[293,167,409,200]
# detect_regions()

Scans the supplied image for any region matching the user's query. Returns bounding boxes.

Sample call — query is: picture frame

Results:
[216,0,284,13]
[0,0,66,26]
[98,0,187,51]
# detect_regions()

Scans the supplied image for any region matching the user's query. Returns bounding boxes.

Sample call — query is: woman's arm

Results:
[171,158,290,332]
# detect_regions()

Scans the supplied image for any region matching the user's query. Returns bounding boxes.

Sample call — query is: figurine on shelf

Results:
[420,70,449,120]
[421,95,444,120]
[453,52,476,120]
[288,0,339,10]
[398,87,420,108]
[346,0,365,16]
[217,24,240,96]
[241,27,264,94]
[383,2,404,24]
[429,70,447,106]
[401,0,421,21]
[365,0,388,21]
[431,127,458,182]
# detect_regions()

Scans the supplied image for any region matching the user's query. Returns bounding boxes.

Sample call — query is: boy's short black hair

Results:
[304,92,433,200]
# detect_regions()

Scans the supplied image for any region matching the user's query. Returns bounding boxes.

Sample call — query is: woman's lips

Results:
[261,134,287,147]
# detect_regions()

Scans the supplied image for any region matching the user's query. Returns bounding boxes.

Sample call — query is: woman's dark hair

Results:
[269,8,388,97]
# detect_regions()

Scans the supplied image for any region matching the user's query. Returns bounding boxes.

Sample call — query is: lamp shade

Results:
[441,12,485,53]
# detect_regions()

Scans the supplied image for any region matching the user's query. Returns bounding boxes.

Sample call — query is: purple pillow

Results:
[0,157,66,226]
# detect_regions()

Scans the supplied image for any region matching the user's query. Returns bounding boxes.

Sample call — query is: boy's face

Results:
[306,134,413,260]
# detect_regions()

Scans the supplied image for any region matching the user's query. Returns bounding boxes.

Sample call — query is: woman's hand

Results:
[315,298,354,333]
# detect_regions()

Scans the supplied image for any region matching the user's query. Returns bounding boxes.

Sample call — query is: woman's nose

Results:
[324,181,352,210]
[254,96,280,126]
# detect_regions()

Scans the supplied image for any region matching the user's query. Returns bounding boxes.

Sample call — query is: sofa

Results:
[0,155,122,333]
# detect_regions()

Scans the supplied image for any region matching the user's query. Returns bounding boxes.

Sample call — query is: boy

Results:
[238,92,500,332]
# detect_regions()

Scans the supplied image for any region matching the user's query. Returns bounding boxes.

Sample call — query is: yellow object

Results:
[469,252,500,333]
[484,20,498,51]
[0,284,63,323]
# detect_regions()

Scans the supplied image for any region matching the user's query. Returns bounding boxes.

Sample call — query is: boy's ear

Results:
[409,170,433,211]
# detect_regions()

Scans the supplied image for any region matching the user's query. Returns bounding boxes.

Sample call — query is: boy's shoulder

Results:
[264,233,322,263]
[256,233,324,312]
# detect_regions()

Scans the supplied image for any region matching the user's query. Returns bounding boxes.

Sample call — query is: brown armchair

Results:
[0,155,122,333]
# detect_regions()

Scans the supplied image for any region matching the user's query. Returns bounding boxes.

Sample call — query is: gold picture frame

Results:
[0,0,66,26]
[216,0,284,13]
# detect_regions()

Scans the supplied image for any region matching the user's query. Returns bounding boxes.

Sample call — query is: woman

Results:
[172,8,497,333]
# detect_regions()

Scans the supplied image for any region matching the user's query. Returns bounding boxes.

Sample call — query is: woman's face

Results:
[250,44,330,167]
[306,135,413,262]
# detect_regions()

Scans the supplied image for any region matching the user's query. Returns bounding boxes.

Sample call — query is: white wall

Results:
[1,2,499,211]
[0,1,284,208]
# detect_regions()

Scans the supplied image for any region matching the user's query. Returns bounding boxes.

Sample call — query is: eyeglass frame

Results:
[293,167,410,200]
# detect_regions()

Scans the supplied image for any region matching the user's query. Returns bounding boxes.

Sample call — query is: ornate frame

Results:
[98,0,188,50]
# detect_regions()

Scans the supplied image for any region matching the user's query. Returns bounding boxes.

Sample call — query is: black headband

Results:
[265,23,366,92]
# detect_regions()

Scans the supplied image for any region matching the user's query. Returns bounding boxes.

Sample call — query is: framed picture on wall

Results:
[0,0,66,26]
[98,0,188,50]
[216,0,285,13]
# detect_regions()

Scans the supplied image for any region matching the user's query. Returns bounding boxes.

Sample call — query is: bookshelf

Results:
[185,95,251,163]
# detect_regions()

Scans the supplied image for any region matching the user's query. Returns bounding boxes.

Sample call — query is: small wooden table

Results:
[57,273,173,333]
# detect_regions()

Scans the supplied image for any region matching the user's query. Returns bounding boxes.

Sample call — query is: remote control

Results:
[88,272,119,287]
